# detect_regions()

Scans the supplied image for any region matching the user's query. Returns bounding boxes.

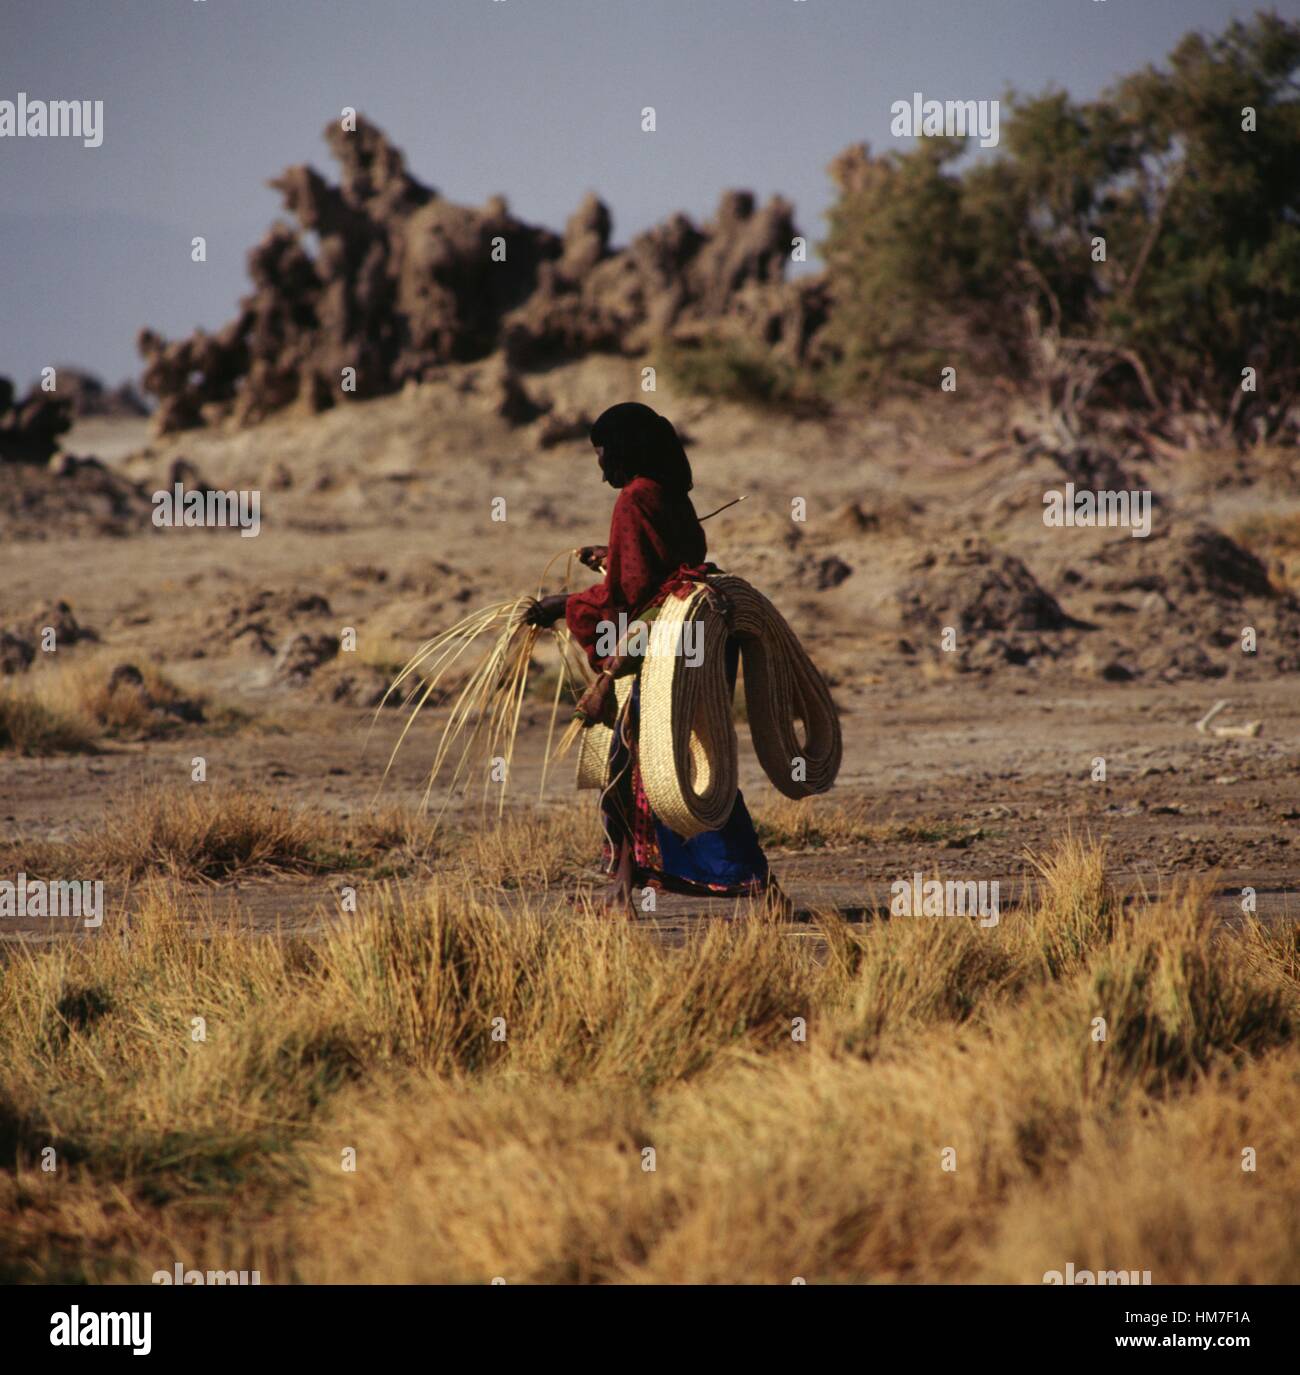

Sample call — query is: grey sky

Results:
[1,0,1290,387]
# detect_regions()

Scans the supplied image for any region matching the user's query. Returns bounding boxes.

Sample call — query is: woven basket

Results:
[575,675,634,791]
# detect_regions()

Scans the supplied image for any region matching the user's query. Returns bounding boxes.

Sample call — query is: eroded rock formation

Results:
[139,116,809,432]
[0,377,72,463]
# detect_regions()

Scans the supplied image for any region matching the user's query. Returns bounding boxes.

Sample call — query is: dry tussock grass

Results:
[0,825,1296,1284]
[1,788,591,890]
[2,787,937,891]
[1229,508,1300,593]
[2,788,344,884]
[455,804,599,890]
[84,789,347,882]
[58,658,199,737]
[0,686,95,755]
[755,794,980,850]
[0,654,250,755]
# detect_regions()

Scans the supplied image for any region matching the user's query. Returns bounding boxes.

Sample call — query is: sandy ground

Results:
[3,355,1298,937]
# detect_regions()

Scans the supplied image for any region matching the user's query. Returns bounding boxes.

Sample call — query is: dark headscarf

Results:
[590,403,693,494]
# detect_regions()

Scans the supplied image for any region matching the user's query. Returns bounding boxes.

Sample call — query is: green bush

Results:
[821,12,1300,440]
[655,337,829,415]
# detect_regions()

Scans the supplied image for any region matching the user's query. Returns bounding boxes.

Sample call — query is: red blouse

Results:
[566,475,709,668]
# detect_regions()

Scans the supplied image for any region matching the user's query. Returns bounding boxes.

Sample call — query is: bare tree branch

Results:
[1122,164,1185,303]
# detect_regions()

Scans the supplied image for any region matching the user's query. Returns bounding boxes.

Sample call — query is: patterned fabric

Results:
[565,475,709,670]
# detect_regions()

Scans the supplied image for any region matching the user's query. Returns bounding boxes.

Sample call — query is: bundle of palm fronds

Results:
[375,552,591,821]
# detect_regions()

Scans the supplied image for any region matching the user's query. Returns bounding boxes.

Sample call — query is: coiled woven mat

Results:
[576,573,841,839]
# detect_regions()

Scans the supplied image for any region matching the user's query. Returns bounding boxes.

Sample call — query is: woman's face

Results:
[595,443,625,488]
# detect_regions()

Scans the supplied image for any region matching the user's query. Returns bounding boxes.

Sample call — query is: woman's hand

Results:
[525,593,569,628]
[577,545,609,573]
[574,672,617,727]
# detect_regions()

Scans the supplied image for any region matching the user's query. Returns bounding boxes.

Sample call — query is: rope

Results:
[575,573,841,840]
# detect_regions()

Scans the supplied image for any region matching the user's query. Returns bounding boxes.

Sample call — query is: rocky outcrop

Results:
[0,377,72,463]
[897,537,1089,671]
[502,188,807,366]
[47,369,149,419]
[139,116,810,433]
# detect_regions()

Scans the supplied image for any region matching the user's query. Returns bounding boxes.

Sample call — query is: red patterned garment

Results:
[565,475,709,669]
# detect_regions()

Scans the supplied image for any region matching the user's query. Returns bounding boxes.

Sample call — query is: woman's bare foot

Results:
[599,841,636,916]
[600,882,635,915]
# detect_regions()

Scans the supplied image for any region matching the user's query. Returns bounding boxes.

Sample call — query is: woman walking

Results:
[527,402,777,913]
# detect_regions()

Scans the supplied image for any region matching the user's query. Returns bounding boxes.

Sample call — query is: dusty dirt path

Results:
[4,674,1296,941]
[3,384,1298,940]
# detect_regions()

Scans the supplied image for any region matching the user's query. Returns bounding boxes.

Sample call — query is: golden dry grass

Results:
[755,794,982,850]
[0,654,250,754]
[0,823,1296,1284]
[60,658,198,737]
[0,785,600,893]
[0,787,450,884]
[0,685,95,755]
[1229,509,1300,594]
